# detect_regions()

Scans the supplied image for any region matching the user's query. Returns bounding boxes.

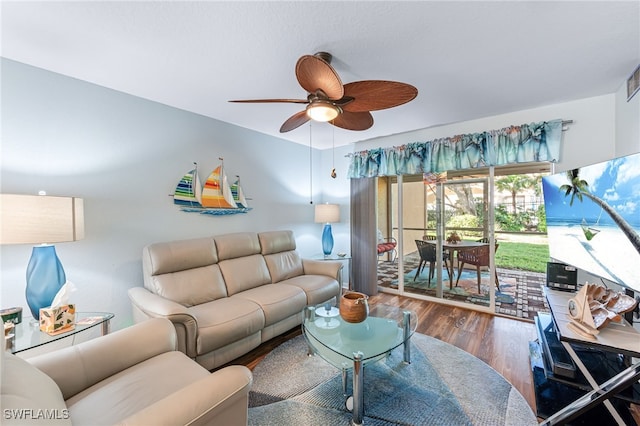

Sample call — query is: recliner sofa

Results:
[128,230,342,370]
[1,318,253,426]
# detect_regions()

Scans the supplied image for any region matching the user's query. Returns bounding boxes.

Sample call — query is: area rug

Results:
[248,334,537,425]
[398,267,517,304]
[378,253,549,321]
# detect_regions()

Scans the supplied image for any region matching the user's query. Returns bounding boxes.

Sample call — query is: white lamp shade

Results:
[1,194,85,244]
[314,203,340,224]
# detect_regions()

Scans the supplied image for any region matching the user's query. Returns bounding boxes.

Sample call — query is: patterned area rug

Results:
[248,334,537,426]
[398,267,517,304]
[378,252,549,321]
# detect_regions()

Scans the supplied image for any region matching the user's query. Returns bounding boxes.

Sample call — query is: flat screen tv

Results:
[542,152,640,293]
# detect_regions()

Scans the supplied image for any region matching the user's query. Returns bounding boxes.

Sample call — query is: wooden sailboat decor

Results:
[173,159,251,215]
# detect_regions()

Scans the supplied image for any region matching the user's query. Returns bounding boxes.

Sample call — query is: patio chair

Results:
[414,240,451,286]
[455,242,500,293]
[377,236,397,262]
[422,234,451,262]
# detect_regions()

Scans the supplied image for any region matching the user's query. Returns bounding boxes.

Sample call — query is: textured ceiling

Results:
[2,1,639,149]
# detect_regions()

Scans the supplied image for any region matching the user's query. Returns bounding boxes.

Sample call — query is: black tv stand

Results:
[530,288,640,425]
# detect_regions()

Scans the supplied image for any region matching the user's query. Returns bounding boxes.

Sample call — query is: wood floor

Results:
[229,292,539,415]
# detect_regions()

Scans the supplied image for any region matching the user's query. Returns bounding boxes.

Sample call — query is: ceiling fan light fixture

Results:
[306,101,340,122]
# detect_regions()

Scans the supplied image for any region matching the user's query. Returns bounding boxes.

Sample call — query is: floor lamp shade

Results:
[314,203,340,256]
[1,194,84,319]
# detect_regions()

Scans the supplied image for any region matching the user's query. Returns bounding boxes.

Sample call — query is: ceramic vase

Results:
[339,291,369,323]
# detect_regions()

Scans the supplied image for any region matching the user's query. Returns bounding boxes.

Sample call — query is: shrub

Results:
[446,214,480,239]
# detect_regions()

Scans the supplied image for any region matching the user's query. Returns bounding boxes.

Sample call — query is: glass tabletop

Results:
[302,303,417,369]
[7,312,114,354]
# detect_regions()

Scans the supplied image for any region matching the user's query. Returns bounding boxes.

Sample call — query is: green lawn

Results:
[495,241,549,273]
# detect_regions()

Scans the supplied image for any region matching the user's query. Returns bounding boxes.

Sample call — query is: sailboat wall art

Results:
[173,159,251,215]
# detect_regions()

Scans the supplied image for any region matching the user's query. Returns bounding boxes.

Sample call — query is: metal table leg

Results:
[352,351,364,426]
[101,317,111,335]
[403,311,411,363]
[342,368,348,395]
[561,341,627,425]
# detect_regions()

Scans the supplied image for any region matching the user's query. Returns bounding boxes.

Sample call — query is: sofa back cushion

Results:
[142,237,227,306]
[259,230,304,282]
[215,232,271,295]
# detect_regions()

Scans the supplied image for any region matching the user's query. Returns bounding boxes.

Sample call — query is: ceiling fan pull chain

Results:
[331,124,337,179]
[309,123,313,204]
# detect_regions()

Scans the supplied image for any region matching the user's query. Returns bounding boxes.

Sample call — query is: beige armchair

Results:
[1,318,252,426]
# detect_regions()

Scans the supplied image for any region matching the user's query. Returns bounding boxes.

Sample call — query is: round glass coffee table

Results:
[302,303,417,426]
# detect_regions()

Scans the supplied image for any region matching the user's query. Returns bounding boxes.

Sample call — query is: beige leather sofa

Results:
[128,230,342,370]
[1,318,252,426]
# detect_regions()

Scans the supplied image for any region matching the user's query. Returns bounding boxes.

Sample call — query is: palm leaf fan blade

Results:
[341,81,418,112]
[280,110,310,133]
[331,111,374,131]
[295,55,343,100]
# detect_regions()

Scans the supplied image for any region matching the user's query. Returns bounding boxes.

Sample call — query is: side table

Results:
[535,288,640,425]
[6,312,114,355]
[313,254,352,290]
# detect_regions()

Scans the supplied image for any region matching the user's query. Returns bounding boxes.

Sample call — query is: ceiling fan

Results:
[229,52,418,133]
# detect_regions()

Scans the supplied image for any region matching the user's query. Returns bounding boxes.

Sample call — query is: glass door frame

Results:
[440,174,495,312]
[382,169,497,314]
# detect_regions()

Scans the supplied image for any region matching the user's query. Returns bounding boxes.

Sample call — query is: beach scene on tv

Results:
[542,152,640,293]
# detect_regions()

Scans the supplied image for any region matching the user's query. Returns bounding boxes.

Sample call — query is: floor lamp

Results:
[314,203,340,257]
[1,194,84,320]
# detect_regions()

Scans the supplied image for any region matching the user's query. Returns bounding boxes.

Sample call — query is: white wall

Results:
[615,72,640,157]
[0,59,342,329]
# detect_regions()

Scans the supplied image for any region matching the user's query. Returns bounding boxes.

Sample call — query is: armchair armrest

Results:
[301,259,343,280]
[28,318,178,400]
[128,287,198,357]
[118,365,253,426]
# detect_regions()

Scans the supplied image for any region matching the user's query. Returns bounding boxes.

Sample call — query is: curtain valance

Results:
[347,119,563,178]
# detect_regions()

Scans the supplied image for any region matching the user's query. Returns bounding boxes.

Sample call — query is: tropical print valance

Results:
[347,119,563,178]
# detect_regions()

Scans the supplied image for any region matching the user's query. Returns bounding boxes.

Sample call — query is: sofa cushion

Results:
[258,230,296,254]
[2,354,71,425]
[219,254,272,295]
[188,298,265,354]
[64,351,210,426]
[143,237,226,306]
[264,250,304,283]
[150,264,228,307]
[143,237,218,276]
[231,284,307,326]
[214,232,261,261]
[281,274,341,306]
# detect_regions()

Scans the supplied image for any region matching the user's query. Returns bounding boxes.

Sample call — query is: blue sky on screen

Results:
[542,152,640,226]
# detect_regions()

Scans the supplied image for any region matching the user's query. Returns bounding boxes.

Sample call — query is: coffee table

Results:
[302,303,417,425]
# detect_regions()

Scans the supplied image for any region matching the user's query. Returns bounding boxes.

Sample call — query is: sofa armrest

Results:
[302,259,343,280]
[28,318,178,400]
[117,365,253,426]
[128,287,198,357]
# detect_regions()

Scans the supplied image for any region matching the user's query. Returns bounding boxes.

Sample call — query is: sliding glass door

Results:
[376,163,550,316]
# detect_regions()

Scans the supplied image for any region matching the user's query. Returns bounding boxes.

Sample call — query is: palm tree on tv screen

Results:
[560,168,640,254]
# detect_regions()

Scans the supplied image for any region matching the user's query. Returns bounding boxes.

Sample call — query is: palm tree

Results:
[560,169,640,254]
[495,175,536,214]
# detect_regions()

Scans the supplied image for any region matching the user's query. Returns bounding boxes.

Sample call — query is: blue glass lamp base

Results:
[322,223,334,256]
[25,245,66,320]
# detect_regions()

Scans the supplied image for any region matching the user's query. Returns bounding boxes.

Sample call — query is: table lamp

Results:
[314,203,340,257]
[1,194,84,320]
